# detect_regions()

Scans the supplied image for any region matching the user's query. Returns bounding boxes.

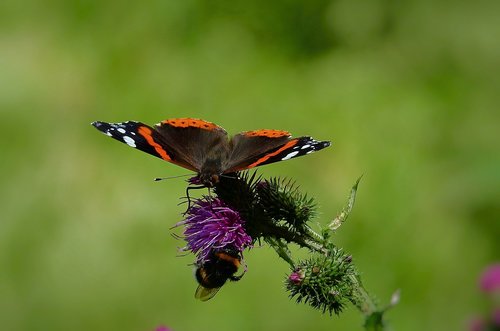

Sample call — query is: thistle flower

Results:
[155,326,172,331]
[468,264,500,331]
[176,197,252,263]
[493,308,500,326]
[468,317,486,331]
[176,173,386,328]
[480,263,500,293]
[256,177,317,233]
[289,269,305,285]
[215,173,320,247]
[285,247,358,315]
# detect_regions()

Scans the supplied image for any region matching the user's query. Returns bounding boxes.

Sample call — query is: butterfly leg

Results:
[183,184,206,214]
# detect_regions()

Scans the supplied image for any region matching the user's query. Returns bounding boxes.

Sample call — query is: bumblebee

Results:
[195,246,245,301]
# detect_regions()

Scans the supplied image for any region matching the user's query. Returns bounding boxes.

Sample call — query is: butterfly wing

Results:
[93,120,330,175]
[92,118,228,172]
[225,130,331,173]
[153,118,229,172]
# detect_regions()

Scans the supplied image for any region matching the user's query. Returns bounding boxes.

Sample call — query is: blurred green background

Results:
[1,0,499,330]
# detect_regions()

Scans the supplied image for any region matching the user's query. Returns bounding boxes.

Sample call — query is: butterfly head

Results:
[198,172,220,188]
[198,155,226,187]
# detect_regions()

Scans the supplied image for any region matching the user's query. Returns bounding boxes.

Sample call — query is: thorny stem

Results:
[258,222,318,251]
[304,225,325,244]
[265,237,295,267]
[349,274,378,315]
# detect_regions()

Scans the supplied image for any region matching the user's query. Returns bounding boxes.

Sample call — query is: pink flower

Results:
[479,264,500,293]
[492,308,500,326]
[468,317,485,331]
[289,269,305,285]
[175,198,252,263]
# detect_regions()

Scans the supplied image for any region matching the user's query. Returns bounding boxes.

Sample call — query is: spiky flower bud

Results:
[256,178,316,233]
[285,247,358,315]
[289,269,305,285]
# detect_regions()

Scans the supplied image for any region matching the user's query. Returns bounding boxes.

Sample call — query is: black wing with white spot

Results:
[91,121,198,171]
[225,136,331,173]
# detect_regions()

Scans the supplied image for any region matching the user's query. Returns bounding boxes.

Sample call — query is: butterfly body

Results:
[92,118,330,187]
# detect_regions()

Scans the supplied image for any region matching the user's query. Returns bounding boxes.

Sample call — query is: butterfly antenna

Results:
[154,174,192,181]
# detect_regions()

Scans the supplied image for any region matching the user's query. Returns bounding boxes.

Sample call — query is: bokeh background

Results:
[1,0,499,330]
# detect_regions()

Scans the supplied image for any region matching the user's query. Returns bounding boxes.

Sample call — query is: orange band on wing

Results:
[242,129,290,138]
[245,140,298,169]
[138,126,172,161]
[161,118,219,130]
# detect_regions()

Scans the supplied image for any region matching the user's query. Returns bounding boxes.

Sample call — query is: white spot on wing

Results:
[282,151,299,160]
[117,128,126,134]
[123,136,136,147]
[301,144,311,150]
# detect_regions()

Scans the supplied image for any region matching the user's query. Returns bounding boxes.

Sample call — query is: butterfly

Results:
[92,118,331,187]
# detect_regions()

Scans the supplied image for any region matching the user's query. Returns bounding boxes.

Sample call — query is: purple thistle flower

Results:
[155,326,171,331]
[289,269,305,285]
[479,263,500,293]
[493,308,500,326]
[176,198,252,262]
[468,317,486,331]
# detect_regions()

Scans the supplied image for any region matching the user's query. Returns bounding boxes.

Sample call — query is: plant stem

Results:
[349,274,378,315]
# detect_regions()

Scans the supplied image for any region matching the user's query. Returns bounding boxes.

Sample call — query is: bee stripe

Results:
[215,252,241,267]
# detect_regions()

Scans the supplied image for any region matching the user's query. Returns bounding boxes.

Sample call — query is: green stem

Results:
[348,274,387,331]
[265,237,295,267]
[349,274,378,315]
[258,222,318,251]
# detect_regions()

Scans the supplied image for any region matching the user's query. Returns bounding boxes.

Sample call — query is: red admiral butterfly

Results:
[92,118,330,187]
